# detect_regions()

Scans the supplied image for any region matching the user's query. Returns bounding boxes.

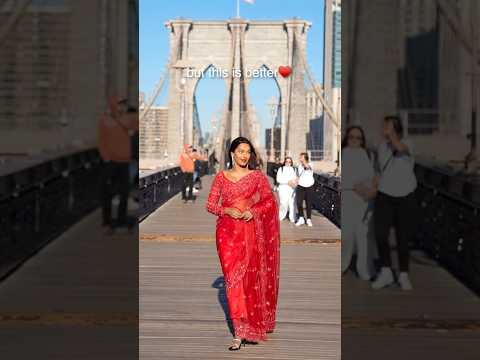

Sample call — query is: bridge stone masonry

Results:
[164,19,312,165]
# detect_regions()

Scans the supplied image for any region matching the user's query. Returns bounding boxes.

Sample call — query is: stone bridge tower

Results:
[165,19,311,166]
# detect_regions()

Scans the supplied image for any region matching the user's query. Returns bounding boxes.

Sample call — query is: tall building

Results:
[305,85,324,121]
[265,127,281,161]
[343,0,480,162]
[323,0,341,162]
[305,85,325,158]
[0,0,137,155]
[306,116,324,159]
[139,106,168,160]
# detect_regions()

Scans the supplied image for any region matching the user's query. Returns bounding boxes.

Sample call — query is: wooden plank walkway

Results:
[342,253,480,359]
[140,174,341,243]
[140,174,341,359]
[140,242,340,359]
[0,210,138,359]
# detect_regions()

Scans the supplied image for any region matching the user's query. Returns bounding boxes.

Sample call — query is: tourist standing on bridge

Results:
[192,148,207,191]
[179,144,197,203]
[341,126,377,280]
[276,157,297,223]
[295,152,315,227]
[372,115,418,291]
[98,97,137,233]
[206,136,280,350]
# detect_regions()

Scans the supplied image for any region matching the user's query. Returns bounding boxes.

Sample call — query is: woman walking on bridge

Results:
[206,137,280,351]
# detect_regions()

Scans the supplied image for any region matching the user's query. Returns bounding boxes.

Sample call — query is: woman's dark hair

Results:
[342,125,366,149]
[281,156,293,171]
[282,156,293,167]
[300,152,309,162]
[384,115,403,137]
[228,136,257,170]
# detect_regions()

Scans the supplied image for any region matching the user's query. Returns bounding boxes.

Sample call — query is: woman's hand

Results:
[353,182,377,201]
[242,210,254,222]
[224,207,243,219]
[288,179,297,188]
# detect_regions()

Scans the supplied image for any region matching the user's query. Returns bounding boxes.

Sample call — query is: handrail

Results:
[138,161,209,221]
[266,162,341,227]
[0,148,102,279]
[414,162,480,295]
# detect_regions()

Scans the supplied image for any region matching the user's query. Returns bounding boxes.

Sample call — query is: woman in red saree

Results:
[206,137,280,351]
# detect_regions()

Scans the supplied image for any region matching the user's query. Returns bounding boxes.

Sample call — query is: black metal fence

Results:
[267,162,341,227]
[0,149,102,279]
[414,163,480,294]
[139,161,208,221]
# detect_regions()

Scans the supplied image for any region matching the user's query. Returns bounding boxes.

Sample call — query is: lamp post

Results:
[268,97,277,161]
[180,76,186,146]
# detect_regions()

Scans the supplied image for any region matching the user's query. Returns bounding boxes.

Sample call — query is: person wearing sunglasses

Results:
[341,126,377,281]
[276,157,297,223]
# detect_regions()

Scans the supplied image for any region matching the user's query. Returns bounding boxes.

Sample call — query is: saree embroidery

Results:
[206,170,280,341]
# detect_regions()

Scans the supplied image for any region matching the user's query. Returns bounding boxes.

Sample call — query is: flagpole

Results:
[236,0,240,18]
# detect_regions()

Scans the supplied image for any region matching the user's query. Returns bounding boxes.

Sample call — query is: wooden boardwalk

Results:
[140,175,341,243]
[0,211,138,359]
[342,255,480,360]
[140,174,341,359]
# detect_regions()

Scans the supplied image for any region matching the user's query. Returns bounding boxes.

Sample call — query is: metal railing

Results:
[138,161,209,221]
[0,148,102,279]
[267,162,341,228]
[413,163,480,294]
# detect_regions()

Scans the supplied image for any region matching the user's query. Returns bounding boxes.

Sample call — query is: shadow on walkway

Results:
[211,276,234,336]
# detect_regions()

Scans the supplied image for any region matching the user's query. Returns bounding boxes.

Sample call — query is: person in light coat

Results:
[341,126,378,280]
[276,157,297,222]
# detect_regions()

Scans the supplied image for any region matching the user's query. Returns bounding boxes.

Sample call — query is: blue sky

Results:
[140,0,325,145]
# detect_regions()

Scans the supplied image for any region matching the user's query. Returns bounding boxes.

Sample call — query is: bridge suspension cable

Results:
[299,52,339,131]
[140,57,171,121]
[299,51,341,172]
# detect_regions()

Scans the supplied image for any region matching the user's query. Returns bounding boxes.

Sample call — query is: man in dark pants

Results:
[295,152,315,227]
[192,149,203,190]
[372,115,418,291]
[98,97,138,232]
[179,144,195,203]
[101,162,130,228]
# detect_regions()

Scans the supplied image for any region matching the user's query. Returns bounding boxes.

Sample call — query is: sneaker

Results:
[306,219,313,227]
[295,217,305,226]
[398,272,413,291]
[371,267,395,289]
[192,188,199,194]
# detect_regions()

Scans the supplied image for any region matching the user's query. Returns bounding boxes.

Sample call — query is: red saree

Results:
[206,170,280,342]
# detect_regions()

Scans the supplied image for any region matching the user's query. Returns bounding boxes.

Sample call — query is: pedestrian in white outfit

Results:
[276,157,297,222]
[341,126,378,280]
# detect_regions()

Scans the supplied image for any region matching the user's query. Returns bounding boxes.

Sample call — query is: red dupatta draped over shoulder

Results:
[206,170,280,342]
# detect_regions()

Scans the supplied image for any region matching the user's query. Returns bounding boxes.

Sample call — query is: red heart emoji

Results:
[278,66,292,78]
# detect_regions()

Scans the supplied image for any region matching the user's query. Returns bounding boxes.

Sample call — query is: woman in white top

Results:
[341,126,377,280]
[276,157,297,222]
[295,152,315,227]
[371,115,418,291]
